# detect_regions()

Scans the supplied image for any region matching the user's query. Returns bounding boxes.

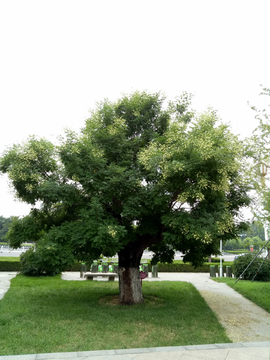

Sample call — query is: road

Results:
[0,249,27,257]
[142,250,236,262]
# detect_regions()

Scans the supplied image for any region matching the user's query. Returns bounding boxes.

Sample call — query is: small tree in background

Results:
[243,237,253,250]
[0,216,13,242]
[244,88,270,233]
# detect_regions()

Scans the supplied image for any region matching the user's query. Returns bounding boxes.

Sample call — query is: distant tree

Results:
[235,237,242,249]
[0,216,13,242]
[243,237,253,250]
[223,238,242,250]
[241,220,265,241]
[251,235,264,251]
[244,87,270,221]
[244,87,270,258]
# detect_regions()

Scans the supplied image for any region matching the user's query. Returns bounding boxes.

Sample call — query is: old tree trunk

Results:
[118,246,144,305]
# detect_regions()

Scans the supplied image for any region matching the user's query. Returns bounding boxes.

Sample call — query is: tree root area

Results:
[99,294,165,306]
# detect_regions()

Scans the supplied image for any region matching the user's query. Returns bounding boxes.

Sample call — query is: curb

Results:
[1,342,270,359]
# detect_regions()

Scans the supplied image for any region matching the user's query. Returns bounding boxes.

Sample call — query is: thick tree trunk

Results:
[118,247,144,305]
[118,267,143,304]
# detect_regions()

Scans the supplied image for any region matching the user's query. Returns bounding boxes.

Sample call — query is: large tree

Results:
[0,91,250,304]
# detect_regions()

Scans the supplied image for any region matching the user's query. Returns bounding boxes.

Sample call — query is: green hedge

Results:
[0,258,233,273]
[148,262,229,273]
[0,261,21,271]
[0,261,90,272]
[210,258,224,263]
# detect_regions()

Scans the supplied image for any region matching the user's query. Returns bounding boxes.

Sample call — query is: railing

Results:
[0,245,33,252]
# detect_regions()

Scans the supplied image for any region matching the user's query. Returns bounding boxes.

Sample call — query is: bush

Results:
[20,249,48,276]
[20,238,76,276]
[233,253,270,281]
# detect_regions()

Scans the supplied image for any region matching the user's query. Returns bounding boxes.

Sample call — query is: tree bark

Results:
[118,246,144,305]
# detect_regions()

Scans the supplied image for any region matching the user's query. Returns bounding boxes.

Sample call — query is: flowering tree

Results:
[1,91,250,304]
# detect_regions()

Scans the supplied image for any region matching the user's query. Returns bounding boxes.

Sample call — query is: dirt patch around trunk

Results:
[99,294,165,306]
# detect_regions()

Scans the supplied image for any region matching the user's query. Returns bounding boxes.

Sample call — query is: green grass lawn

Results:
[0,275,231,355]
[0,257,20,262]
[215,278,270,313]
[224,250,249,254]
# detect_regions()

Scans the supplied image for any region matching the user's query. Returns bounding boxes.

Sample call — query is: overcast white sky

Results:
[0,0,269,218]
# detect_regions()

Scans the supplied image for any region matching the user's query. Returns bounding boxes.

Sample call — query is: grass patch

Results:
[0,275,230,355]
[0,257,20,262]
[214,278,270,313]
[224,250,249,254]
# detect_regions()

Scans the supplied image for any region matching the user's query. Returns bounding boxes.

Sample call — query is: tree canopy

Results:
[0,91,251,303]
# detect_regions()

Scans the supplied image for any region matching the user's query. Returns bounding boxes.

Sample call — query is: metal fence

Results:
[0,245,33,253]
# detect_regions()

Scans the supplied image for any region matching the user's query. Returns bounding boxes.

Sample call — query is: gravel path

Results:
[199,290,270,343]
[169,273,270,343]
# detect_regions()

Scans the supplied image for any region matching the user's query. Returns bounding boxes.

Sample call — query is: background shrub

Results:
[233,253,270,281]
[20,238,76,276]
[20,248,48,276]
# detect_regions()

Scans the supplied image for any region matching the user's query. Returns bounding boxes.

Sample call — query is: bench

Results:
[84,272,118,281]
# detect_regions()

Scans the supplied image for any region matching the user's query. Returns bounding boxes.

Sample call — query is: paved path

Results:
[154,273,270,343]
[0,272,17,300]
[1,272,270,359]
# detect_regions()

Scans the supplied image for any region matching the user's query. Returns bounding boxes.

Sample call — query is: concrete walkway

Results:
[1,272,270,359]
[0,272,17,300]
